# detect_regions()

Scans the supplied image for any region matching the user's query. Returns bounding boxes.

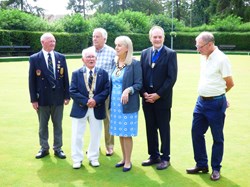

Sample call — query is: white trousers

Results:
[71,108,102,163]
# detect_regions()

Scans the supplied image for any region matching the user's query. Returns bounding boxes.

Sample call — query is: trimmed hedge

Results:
[0,30,88,56]
[0,30,249,57]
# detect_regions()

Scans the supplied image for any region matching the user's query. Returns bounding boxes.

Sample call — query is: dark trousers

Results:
[143,103,171,161]
[37,105,64,151]
[192,96,227,171]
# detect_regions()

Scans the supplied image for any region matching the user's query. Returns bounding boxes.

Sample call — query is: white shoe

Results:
[73,162,82,169]
[90,160,100,167]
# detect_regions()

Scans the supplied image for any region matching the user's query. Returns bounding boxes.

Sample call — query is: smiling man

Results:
[69,48,109,169]
[140,26,178,170]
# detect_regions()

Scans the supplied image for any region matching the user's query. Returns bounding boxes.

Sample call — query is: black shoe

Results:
[35,149,49,159]
[210,170,220,181]
[123,163,132,172]
[156,160,170,170]
[115,162,125,168]
[54,150,66,159]
[142,158,161,166]
[186,165,209,174]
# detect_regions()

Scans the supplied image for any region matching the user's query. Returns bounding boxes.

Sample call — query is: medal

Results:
[83,71,97,98]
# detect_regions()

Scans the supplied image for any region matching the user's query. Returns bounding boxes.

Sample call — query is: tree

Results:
[0,0,45,17]
[67,0,93,18]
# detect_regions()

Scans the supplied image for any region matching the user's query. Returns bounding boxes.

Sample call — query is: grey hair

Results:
[115,36,133,65]
[93,28,108,40]
[196,31,215,43]
[40,32,55,42]
[149,26,165,39]
[82,48,96,58]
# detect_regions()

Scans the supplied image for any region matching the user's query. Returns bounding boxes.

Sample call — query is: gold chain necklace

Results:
[115,62,126,77]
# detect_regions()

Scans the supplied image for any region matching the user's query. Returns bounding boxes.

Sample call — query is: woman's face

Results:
[115,41,128,58]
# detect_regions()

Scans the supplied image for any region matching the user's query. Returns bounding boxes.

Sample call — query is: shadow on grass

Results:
[198,172,240,187]
[35,152,226,187]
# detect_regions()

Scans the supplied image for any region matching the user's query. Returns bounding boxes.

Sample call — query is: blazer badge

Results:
[36,69,41,76]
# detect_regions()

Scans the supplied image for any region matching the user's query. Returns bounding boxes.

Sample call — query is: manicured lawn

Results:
[0,54,249,186]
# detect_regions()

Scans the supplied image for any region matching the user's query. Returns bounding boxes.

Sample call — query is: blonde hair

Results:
[114,36,133,65]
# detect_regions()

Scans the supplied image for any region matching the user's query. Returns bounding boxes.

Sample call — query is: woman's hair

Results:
[114,36,133,65]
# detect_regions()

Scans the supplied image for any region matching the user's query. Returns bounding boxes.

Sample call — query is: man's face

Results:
[42,36,56,52]
[83,51,96,69]
[150,28,164,49]
[195,38,212,56]
[92,31,105,50]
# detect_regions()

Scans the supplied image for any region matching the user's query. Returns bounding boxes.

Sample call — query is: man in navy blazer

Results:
[140,26,178,170]
[29,33,70,159]
[70,48,109,169]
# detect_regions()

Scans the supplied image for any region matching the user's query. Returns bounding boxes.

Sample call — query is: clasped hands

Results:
[87,98,96,108]
[144,92,160,103]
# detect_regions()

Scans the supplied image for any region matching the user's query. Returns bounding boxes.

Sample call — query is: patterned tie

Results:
[48,53,56,88]
[88,70,93,89]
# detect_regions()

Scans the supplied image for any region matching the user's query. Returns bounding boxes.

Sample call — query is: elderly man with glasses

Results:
[186,32,234,181]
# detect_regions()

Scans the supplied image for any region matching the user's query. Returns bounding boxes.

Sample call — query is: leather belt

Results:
[200,94,225,100]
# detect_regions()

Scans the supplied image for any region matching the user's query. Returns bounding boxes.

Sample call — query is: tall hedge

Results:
[0,30,89,55]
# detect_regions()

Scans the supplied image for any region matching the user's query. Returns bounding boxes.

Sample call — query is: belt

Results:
[200,94,225,100]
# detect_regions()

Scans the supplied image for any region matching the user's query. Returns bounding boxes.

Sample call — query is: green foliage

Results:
[0,30,89,55]
[211,15,243,31]
[117,10,150,34]
[56,13,91,33]
[149,14,185,33]
[90,13,130,33]
[0,9,49,31]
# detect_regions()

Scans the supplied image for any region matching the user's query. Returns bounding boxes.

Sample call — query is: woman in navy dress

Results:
[110,36,142,172]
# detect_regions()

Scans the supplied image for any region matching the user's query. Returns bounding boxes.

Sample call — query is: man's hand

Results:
[32,102,39,111]
[144,92,160,103]
[87,98,96,108]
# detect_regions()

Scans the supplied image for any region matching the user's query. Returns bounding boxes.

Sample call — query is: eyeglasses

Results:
[195,42,210,49]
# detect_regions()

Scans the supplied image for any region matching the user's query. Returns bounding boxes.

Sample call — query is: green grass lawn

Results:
[0,54,249,187]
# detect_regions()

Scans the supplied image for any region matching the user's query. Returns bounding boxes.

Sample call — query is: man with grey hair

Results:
[29,32,70,159]
[186,31,234,181]
[89,28,116,156]
[69,48,109,169]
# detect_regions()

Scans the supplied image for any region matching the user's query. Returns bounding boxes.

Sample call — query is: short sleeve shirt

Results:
[198,47,232,97]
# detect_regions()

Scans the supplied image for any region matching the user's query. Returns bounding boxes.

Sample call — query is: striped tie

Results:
[48,53,56,88]
[88,70,93,89]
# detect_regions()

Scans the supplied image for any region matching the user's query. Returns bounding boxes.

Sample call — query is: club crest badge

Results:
[36,69,41,76]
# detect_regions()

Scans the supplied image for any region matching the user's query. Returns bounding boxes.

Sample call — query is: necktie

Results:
[88,70,93,89]
[48,53,56,88]
[152,50,159,63]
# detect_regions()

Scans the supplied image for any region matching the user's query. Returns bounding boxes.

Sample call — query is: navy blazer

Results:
[70,67,109,119]
[140,45,178,109]
[110,59,142,113]
[28,50,70,106]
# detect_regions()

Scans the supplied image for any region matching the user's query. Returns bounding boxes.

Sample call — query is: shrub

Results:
[149,14,185,33]
[211,15,242,31]
[117,10,150,34]
[0,9,49,31]
[90,13,130,34]
[55,13,91,33]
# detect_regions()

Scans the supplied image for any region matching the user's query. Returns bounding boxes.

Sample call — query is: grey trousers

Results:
[37,105,64,151]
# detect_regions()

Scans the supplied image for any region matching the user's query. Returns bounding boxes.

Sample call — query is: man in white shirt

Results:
[186,32,234,181]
